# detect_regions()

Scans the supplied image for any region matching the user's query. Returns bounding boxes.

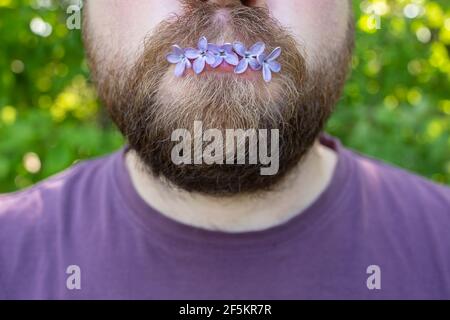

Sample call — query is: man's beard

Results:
[84,1,354,196]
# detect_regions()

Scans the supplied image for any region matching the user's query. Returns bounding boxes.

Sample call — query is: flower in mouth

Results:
[233,41,266,74]
[208,43,240,68]
[167,37,281,82]
[257,47,282,82]
[184,36,217,74]
[166,45,192,77]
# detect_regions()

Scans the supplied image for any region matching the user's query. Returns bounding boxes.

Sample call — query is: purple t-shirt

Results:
[1,135,449,299]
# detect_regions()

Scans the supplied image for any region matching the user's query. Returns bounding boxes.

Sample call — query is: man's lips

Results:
[185,61,259,79]
[206,61,236,73]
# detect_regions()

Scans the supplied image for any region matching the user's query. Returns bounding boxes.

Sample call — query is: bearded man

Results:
[1,0,449,299]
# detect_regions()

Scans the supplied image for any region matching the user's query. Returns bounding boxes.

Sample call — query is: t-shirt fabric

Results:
[1,135,449,299]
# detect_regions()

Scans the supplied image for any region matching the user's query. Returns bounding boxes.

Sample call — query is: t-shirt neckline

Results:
[111,134,354,249]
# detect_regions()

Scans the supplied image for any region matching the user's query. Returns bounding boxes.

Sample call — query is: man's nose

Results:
[207,0,240,6]
[206,0,265,8]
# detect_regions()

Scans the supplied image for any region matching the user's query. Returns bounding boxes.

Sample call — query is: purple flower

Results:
[208,43,239,68]
[166,45,192,77]
[167,37,281,81]
[233,41,265,74]
[185,37,216,74]
[257,47,282,82]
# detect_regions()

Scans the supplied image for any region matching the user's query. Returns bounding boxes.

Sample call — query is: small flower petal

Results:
[224,53,239,66]
[233,42,247,57]
[262,64,272,82]
[205,52,217,65]
[185,59,192,69]
[198,37,208,51]
[234,58,249,74]
[266,47,282,61]
[257,53,266,65]
[248,58,261,71]
[174,61,187,77]
[208,43,221,54]
[222,43,233,53]
[249,42,266,56]
[268,60,281,73]
[193,57,206,74]
[172,45,184,56]
[185,48,200,59]
[211,56,224,68]
[167,53,181,64]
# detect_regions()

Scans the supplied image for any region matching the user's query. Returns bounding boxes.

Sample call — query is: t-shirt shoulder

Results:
[351,148,449,196]
[346,147,450,225]
[0,151,117,228]
[0,151,121,297]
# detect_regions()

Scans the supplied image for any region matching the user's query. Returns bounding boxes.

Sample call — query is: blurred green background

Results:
[0,0,449,193]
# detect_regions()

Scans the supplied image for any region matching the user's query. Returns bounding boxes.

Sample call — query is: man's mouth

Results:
[190,61,260,80]
[166,36,282,82]
[206,61,237,73]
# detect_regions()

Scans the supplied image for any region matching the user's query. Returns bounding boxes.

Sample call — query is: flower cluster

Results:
[166,36,282,82]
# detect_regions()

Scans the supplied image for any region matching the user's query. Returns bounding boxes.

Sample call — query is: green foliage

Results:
[0,0,449,192]
[0,0,123,192]
[329,0,450,185]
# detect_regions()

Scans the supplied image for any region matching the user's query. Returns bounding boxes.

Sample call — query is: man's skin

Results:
[126,142,337,232]
[86,0,350,232]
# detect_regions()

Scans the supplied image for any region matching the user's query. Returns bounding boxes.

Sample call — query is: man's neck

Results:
[125,140,338,233]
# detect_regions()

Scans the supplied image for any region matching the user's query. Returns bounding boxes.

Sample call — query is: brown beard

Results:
[83,1,354,196]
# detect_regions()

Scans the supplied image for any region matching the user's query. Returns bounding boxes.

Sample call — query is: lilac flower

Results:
[208,43,239,68]
[257,47,282,82]
[167,37,281,82]
[185,37,216,74]
[233,41,265,74]
[166,45,192,77]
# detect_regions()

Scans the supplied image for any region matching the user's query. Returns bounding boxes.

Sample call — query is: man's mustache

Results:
[159,0,277,50]
[180,0,271,24]
[182,0,247,10]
